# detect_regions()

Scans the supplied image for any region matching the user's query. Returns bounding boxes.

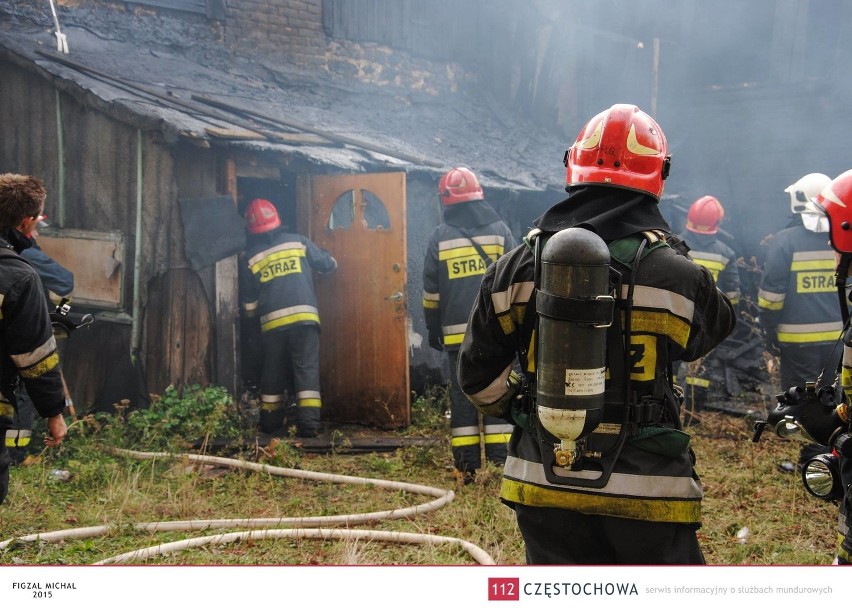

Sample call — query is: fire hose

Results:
[0,449,496,565]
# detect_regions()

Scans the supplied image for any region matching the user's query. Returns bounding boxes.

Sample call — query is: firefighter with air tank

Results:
[457,104,736,563]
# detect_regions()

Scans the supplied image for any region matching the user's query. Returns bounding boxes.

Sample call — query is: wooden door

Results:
[298,173,409,428]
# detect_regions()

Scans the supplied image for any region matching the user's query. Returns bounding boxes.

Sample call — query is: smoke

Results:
[505,0,851,257]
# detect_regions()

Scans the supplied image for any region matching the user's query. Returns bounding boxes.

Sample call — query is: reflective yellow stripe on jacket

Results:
[777,321,843,344]
[260,305,319,332]
[501,456,702,523]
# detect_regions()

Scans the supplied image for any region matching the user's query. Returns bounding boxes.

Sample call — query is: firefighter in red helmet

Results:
[423,167,517,483]
[678,195,742,410]
[685,196,739,303]
[458,104,735,563]
[812,169,852,565]
[240,198,337,437]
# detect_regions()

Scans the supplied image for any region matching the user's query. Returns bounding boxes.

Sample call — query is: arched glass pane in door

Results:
[362,190,391,230]
[327,189,391,230]
[328,189,355,230]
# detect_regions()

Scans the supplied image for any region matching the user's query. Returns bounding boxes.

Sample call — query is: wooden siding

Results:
[0,60,223,408]
[145,268,214,393]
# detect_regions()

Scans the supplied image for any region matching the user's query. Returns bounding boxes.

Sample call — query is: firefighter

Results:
[679,195,741,410]
[457,104,736,563]
[758,172,840,466]
[422,167,516,483]
[0,174,67,504]
[240,198,337,437]
[7,215,74,464]
[811,168,852,564]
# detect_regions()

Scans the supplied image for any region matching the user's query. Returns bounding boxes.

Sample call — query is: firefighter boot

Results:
[259,407,286,434]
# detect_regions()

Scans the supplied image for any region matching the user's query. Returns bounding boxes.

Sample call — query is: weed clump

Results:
[117,384,247,452]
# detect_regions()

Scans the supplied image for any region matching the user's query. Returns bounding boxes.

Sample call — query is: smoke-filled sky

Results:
[512,0,851,254]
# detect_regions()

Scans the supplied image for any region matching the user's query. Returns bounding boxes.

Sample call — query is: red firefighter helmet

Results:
[814,169,852,254]
[438,167,484,206]
[565,103,671,199]
[685,195,725,235]
[245,198,281,234]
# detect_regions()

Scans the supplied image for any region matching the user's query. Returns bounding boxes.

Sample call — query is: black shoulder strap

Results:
[456,227,493,267]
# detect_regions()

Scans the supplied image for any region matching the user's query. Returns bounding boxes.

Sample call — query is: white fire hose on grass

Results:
[0,449,496,565]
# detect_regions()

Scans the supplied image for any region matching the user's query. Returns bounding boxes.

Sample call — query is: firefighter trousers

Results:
[448,350,512,472]
[514,504,705,564]
[261,325,322,436]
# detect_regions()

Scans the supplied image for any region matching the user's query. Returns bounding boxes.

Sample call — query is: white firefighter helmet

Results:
[785,172,831,215]
[785,173,831,232]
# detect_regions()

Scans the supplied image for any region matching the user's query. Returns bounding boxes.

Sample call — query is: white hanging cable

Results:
[47,0,69,54]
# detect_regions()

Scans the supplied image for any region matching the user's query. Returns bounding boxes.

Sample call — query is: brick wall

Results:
[225,0,326,66]
[224,0,469,96]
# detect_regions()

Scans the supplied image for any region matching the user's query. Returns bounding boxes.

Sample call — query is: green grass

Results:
[0,386,840,565]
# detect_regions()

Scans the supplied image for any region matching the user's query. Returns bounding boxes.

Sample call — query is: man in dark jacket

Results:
[458,104,735,563]
[6,216,74,464]
[0,173,67,503]
[240,198,337,437]
[422,167,517,483]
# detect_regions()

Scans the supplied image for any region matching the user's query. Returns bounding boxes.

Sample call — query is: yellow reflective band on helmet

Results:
[626,123,661,155]
[576,119,603,150]
[500,479,701,523]
[19,352,59,379]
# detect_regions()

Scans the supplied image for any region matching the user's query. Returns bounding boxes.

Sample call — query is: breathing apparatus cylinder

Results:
[536,227,613,468]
